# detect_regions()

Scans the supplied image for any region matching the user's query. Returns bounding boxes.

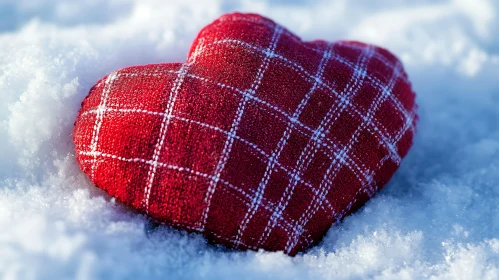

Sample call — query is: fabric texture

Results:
[73,12,418,256]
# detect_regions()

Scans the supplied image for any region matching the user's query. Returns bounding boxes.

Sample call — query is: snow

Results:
[1,0,499,278]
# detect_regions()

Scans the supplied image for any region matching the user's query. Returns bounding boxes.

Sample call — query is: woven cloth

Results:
[73,13,417,255]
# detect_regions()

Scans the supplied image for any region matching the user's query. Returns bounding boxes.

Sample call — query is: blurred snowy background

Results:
[1,0,499,279]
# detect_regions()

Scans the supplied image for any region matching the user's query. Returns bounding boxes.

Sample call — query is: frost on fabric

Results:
[1,0,499,279]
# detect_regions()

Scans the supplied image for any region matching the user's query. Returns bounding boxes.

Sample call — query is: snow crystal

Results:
[1,0,498,279]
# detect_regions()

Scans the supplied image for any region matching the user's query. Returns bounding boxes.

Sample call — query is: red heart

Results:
[73,13,417,255]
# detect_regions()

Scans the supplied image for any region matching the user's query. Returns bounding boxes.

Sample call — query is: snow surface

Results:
[1,0,499,279]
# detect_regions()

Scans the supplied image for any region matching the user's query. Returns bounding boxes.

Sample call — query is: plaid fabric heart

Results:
[74,13,417,255]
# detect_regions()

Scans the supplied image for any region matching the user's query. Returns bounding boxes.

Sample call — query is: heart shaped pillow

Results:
[74,13,417,256]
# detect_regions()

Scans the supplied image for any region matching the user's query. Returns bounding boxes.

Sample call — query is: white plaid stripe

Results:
[198,25,284,232]
[142,63,191,213]
[188,38,205,63]
[285,49,402,253]
[78,150,314,247]
[380,103,417,168]
[89,71,118,180]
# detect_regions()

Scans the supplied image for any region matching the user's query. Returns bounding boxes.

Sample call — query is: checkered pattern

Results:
[73,13,418,256]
